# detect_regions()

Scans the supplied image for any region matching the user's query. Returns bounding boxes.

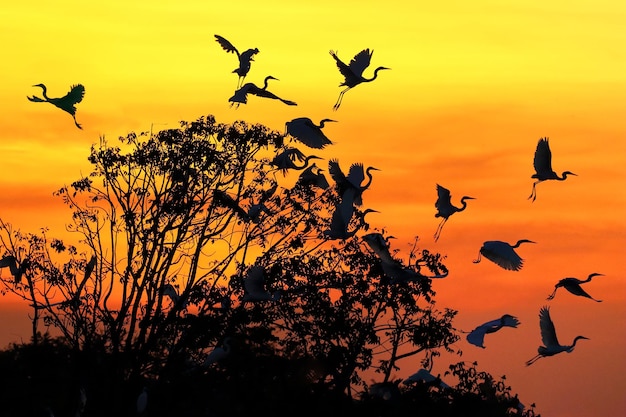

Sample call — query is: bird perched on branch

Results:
[473,239,535,271]
[434,184,475,242]
[214,34,260,88]
[465,314,520,348]
[329,49,390,110]
[295,163,330,190]
[285,117,336,149]
[547,273,603,302]
[271,147,322,175]
[528,138,576,202]
[27,83,85,129]
[526,306,589,366]
[0,255,29,284]
[229,76,297,107]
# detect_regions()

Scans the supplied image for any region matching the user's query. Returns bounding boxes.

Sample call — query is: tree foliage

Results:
[0,115,538,416]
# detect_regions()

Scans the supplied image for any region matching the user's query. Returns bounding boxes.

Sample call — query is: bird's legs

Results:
[434,218,447,242]
[546,288,558,300]
[73,115,82,129]
[525,354,543,366]
[472,251,482,264]
[333,88,350,111]
[528,181,540,202]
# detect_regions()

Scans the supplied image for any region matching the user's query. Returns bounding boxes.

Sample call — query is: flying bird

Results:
[242,265,281,302]
[526,306,589,366]
[434,184,475,242]
[547,273,603,302]
[0,255,28,283]
[27,83,85,129]
[528,137,577,202]
[329,49,390,110]
[285,117,336,149]
[325,188,379,240]
[473,239,535,271]
[229,75,297,107]
[214,34,260,88]
[465,314,520,348]
[328,159,380,206]
[271,147,321,175]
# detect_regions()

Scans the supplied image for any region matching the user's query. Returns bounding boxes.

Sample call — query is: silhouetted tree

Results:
[0,115,538,416]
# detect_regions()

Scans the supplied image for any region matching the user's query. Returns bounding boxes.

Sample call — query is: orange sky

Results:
[1,1,625,416]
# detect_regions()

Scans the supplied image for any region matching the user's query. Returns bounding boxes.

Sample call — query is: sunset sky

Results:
[1,1,625,416]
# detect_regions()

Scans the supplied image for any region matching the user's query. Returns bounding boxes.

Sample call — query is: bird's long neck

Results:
[38,85,50,100]
[364,67,385,82]
[262,77,273,90]
[361,168,376,190]
[512,239,532,248]
[570,336,587,348]
[459,197,472,211]
[582,273,601,283]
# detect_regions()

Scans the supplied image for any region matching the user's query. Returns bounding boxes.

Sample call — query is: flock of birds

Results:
[16,34,604,411]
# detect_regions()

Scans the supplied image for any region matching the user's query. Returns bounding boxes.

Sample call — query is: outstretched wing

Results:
[65,84,85,105]
[533,138,553,175]
[214,34,239,56]
[501,314,520,328]
[466,326,487,348]
[435,184,452,212]
[348,49,373,77]
[480,241,524,271]
[539,306,559,348]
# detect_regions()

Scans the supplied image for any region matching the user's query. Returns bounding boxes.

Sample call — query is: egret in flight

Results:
[329,49,390,110]
[434,184,475,242]
[528,137,577,202]
[271,147,322,175]
[229,76,297,107]
[285,117,336,149]
[214,34,260,88]
[27,83,85,129]
[547,273,603,302]
[526,306,589,366]
[465,314,520,348]
[328,159,380,206]
[473,239,535,271]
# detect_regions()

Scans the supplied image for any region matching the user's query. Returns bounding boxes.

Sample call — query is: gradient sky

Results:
[1,1,625,416]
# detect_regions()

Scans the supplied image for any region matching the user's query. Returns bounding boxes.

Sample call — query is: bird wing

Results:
[466,326,487,348]
[501,314,520,328]
[330,50,354,81]
[64,84,85,105]
[328,159,347,186]
[348,49,373,77]
[539,306,560,348]
[533,138,553,175]
[434,184,452,213]
[214,34,239,56]
[480,241,523,271]
[347,163,365,189]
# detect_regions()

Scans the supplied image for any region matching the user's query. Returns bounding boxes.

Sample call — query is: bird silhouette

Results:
[214,34,260,88]
[242,265,281,302]
[473,239,535,271]
[329,49,390,110]
[285,117,336,149]
[271,147,322,175]
[403,369,450,389]
[202,337,232,367]
[325,188,379,240]
[528,137,577,202]
[465,314,520,348]
[547,273,603,302]
[434,184,475,242]
[136,387,148,414]
[0,255,28,284]
[27,83,85,129]
[295,163,330,190]
[229,76,297,107]
[328,159,380,206]
[526,306,589,366]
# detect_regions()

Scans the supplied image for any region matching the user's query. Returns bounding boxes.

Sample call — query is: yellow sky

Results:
[1,1,625,416]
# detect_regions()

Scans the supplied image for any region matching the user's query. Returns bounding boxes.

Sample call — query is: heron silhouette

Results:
[229,76,297,107]
[271,147,322,175]
[285,117,336,149]
[27,83,85,129]
[328,159,380,206]
[547,273,603,302]
[242,265,281,302]
[296,163,330,190]
[465,314,520,348]
[434,184,475,242]
[528,137,577,202]
[473,239,535,271]
[214,34,260,88]
[325,188,379,240]
[526,306,589,366]
[329,49,390,110]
